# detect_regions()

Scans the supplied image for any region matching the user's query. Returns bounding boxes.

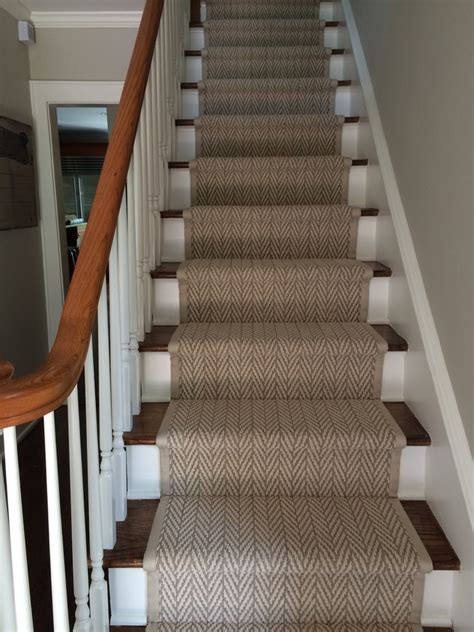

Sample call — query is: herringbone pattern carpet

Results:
[145,1,431,629]
[202,47,330,79]
[195,115,342,156]
[198,78,336,115]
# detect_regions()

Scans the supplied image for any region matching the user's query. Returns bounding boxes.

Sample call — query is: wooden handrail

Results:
[0,0,164,430]
[0,361,14,386]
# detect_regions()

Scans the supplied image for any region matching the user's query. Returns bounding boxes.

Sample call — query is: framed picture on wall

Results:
[0,116,38,230]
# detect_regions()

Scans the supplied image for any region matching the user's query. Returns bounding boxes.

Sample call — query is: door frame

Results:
[30,80,123,346]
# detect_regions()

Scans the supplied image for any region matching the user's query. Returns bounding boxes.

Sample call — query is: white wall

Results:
[349,0,473,453]
[0,7,48,377]
[29,27,137,80]
[344,1,474,628]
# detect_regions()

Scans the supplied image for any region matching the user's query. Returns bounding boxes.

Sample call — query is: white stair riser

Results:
[108,566,453,627]
[126,443,426,502]
[189,25,350,51]
[140,349,405,403]
[161,216,377,263]
[180,84,367,118]
[175,121,368,161]
[185,54,358,83]
[200,1,344,22]
[152,276,389,326]
[169,164,368,210]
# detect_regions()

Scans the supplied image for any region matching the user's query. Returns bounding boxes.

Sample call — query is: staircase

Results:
[0,1,462,630]
[106,1,458,630]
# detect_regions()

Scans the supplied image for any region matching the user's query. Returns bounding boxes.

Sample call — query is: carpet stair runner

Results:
[144,0,433,629]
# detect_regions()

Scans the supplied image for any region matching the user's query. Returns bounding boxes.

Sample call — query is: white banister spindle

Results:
[98,281,116,548]
[109,231,127,521]
[145,79,157,274]
[127,159,141,415]
[84,343,109,631]
[3,425,33,632]
[140,114,153,333]
[150,54,162,266]
[133,132,145,343]
[118,196,132,432]
[43,411,70,631]
[0,457,17,631]
[157,29,170,210]
[67,388,91,631]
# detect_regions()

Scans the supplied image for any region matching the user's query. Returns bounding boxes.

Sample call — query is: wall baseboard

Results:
[341,0,473,527]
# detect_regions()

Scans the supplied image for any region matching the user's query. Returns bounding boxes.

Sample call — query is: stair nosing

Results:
[139,324,408,353]
[125,400,431,448]
[160,208,380,218]
[168,158,369,168]
[181,79,353,89]
[101,497,459,571]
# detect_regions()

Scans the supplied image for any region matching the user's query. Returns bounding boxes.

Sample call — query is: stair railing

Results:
[0,0,189,628]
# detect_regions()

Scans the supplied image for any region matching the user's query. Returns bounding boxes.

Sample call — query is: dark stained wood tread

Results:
[124,401,430,447]
[160,208,380,219]
[184,48,348,57]
[176,116,361,126]
[151,261,391,279]
[181,80,353,89]
[102,498,459,571]
[169,158,369,168]
[189,20,344,28]
[138,324,408,352]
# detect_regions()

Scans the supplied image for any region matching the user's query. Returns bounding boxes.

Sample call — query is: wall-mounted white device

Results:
[18,20,36,45]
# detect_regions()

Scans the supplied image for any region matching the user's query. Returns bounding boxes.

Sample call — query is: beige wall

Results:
[0,7,48,376]
[350,0,473,452]
[29,28,137,80]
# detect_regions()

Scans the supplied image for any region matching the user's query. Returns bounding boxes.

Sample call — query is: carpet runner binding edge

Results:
[145,0,432,626]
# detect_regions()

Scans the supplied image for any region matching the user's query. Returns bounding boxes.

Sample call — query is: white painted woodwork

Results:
[187,25,349,51]
[140,349,404,403]
[67,387,92,631]
[140,114,153,335]
[98,281,117,550]
[118,200,133,432]
[152,276,389,325]
[167,164,368,210]
[109,232,128,522]
[175,120,370,161]
[43,411,70,631]
[107,564,453,627]
[127,158,142,417]
[133,131,146,344]
[180,84,366,119]
[184,53,357,84]
[3,425,33,632]
[84,345,109,631]
[0,451,17,631]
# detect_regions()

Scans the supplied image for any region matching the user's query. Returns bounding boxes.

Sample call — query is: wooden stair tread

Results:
[102,499,459,571]
[125,401,430,447]
[151,261,391,279]
[181,80,353,89]
[169,158,369,168]
[176,116,361,125]
[161,208,380,218]
[189,20,344,28]
[113,628,452,631]
[139,324,408,352]
[184,48,348,58]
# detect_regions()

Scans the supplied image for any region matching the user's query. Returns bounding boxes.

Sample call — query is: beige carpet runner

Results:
[145,1,432,629]
[195,115,343,156]
[198,78,337,115]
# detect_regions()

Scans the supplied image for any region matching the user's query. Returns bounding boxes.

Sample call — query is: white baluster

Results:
[145,78,157,275]
[150,55,161,266]
[84,343,109,631]
[127,159,141,415]
[3,425,33,632]
[109,231,127,521]
[158,29,170,209]
[67,388,91,631]
[98,281,116,549]
[118,197,132,432]
[133,132,145,343]
[44,411,70,631]
[0,456,16,631]
[140,114,153,333]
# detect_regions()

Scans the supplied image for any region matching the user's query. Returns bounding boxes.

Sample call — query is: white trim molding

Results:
[30,10,142,28]
[0,0,30,19]
[30,80,124,347]
[341,0,474,527]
